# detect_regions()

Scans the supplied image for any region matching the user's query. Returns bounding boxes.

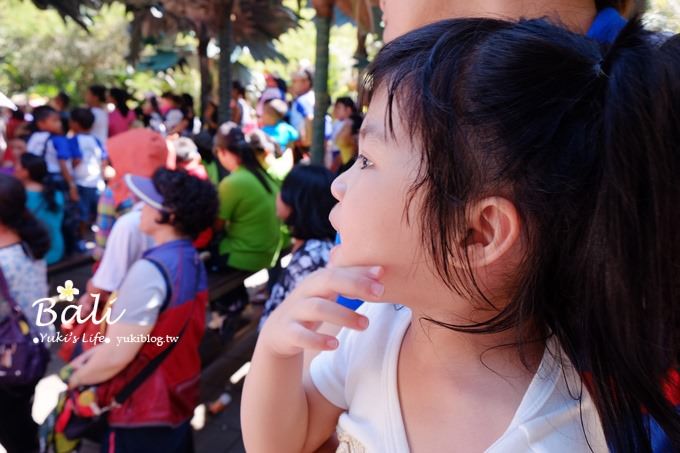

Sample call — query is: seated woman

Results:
[211,122,280,331]
[66,168,217,453]
[15,153,65,265]
[258,165,337,330]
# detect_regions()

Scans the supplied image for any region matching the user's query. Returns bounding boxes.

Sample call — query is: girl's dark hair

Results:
[19,154,59,212]
[335,96,358,114]
[109,88,131,116]
[365,18,680,452]
[280,165,337,241]
[0,174,50,259]
[152,168,218,239]
[215,122,274,194]
[31,105,58,133]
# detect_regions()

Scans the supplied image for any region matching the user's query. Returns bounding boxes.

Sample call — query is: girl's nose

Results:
[331,177,347,202]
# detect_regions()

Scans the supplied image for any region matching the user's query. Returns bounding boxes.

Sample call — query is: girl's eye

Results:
[357,153,374,170]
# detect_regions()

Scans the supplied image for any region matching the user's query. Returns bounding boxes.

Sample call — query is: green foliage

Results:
[237,3,360,102]
[645,0,680,32]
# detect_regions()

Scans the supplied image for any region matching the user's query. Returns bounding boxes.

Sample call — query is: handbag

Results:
[0,265,50,385]
[49,255,201,448]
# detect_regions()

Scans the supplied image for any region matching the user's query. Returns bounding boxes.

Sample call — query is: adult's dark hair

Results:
[0,174,50,259]
[88,85,107,104]
[334,96,358,114]
[19,154,59,212]
[152,168,218,239]
[55,91,70,110]
[109,88,131,116]
[365,17,680,452]
[280,165,336,241]
[70,107,95,130]
[215,122,274,194]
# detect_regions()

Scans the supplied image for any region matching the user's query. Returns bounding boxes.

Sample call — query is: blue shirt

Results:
[263,121,300,149]
[26,189,65,265]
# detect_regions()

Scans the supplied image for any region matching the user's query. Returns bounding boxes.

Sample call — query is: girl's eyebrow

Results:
[359,122,385,141]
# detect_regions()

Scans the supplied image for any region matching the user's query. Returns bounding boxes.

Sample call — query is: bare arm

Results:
[241,266,384,452]
[68,321,153,387]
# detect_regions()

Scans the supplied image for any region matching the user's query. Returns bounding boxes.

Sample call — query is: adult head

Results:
[16,153,59,212]
[232,81,247,100]
[379,0,636,42]
[331,17,680,451]
[278,164,337,242]
[290,69,313,97]
[86,85,107,107]
[126,168,217,241]
[53,91,70,112]
[0,174,49,259]
[214,122,273,193]
[106,128,169,207]
[109,87,131,116]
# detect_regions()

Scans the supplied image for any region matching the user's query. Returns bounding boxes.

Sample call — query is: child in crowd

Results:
[243,18,680,452]
[15,153,65,265]
[258,165,337,330]
[330,97,363,173]
[85,85,109,144]
[261,99,299,152]
[70,107,108,236]
[0,173,50,453]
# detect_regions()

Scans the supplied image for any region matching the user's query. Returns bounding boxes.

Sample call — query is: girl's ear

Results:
[457,197,521,268]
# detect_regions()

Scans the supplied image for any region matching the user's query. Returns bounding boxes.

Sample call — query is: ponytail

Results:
[574,21,680,451]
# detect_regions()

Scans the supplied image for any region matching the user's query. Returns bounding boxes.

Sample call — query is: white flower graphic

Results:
[57,280,80,302]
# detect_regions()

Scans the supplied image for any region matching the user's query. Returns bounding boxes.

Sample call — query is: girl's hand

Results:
[258,266,384,358]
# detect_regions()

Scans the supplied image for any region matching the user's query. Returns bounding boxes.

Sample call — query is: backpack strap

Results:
[112,253,202,405]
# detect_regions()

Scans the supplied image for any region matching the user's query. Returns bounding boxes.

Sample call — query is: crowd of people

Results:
[0,68,359,452]
[1,0,680,452]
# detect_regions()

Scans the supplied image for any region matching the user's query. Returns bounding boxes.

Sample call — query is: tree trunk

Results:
[198,23,213,119]
[218,0,235,124]
[311,11,332,165]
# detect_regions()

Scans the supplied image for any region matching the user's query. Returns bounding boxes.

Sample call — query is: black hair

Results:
[19,154,59,212]
[365,17,680,452]
[215,122,275,194]
[275,77,288,95]
[70,107,95,130]
[335,96,358,114]
[232,81,246,98]
[109,88,131,116]
[0,174,50,259]
[31,105,58,133]
[55,91,70,109]
[151,168,218,239]
[88,85,107,104]
[280,165,336,241]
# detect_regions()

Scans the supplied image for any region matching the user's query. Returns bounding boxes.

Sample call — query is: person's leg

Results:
[0,383,40,453]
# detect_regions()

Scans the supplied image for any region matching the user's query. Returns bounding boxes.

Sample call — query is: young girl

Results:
[258,165,337,330]
[15,153,65,265]
[242,18,680,453]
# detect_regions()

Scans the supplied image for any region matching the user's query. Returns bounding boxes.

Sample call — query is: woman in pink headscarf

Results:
[94,128,168,256]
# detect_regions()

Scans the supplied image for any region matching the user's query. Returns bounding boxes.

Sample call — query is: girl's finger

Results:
[294,297,369,331]
[288,322,341,352]
[294,266,385,302]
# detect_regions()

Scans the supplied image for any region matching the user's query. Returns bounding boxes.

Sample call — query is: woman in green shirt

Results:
[211,122,280,326]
